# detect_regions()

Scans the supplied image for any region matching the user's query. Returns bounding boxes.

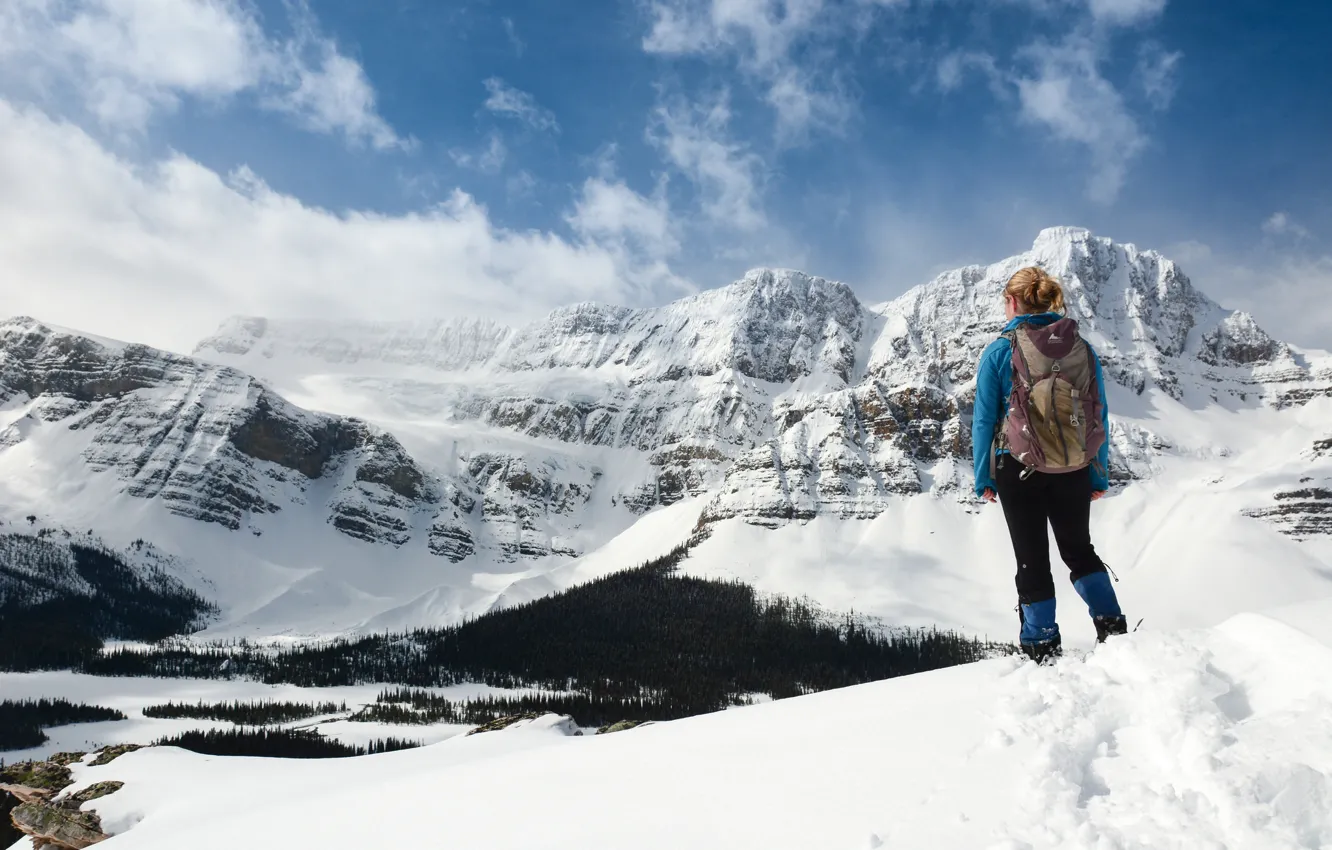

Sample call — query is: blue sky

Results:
[1,0,1329,352]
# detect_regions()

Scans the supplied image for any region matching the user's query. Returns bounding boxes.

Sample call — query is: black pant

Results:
[994,457,1106,604]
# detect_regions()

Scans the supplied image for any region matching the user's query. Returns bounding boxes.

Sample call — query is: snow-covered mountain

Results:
[196,227,1332,521]
[4,227,1331,637]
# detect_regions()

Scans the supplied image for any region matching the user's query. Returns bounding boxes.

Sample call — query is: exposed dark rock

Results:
[1,787,21,848]
[596,720,650,735]
[0,761,72,794]
[229,392,361,479]
[465,712,545,736]
[1,752,128,849]
[427,519,476,562]
[1198,313,1284,367]
[63,783,122,808]
[1244,485,1332,539]
[87,746,141,767]
[12,799,108,849]
[354,433,427,501]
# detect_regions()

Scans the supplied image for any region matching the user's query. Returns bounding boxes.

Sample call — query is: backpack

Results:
[992,317,1106,479]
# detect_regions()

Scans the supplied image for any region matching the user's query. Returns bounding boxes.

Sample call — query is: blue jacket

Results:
[971,313,1111,496]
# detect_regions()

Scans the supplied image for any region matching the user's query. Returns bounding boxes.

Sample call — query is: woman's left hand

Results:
[1091,490,1107,501]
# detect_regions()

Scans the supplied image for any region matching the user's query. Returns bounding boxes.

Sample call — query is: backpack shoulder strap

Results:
[1004,327,1035,390]
[990,330,1020,482]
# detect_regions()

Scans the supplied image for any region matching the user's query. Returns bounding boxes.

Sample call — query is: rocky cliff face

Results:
[0,319,589,562]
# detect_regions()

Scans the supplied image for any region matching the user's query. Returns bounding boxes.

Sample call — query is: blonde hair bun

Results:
[1005,267,1067,314]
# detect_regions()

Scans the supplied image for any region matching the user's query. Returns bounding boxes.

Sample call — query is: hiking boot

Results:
[1019,635,1062,664]
[1093,615,1129,643]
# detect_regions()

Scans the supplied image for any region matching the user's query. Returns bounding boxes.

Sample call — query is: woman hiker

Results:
[971,267,1129,663]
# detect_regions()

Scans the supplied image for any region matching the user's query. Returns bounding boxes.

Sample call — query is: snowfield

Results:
[0,674,569,763]
[12,605,1332,850]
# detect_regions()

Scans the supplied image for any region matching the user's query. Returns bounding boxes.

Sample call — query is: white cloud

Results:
[1188,250,1332,353]
[569,178,680,259]
[1156,234,1332,351]
[641,0,881,139]
[1087,0,1167,26]
[450,132,508,174]
[936,50,1002,94]
[764,67,852,138]
[270,43,407,151]
[0,0,410,150]
[1164,239,1213,267]
[1262,211,1310,240]
[502,17,525,57]
[482,78,559,133]
[1013,36,1145,204]
[0,100,686,353]
[648,93,767,231]
[506,169,538,199]
[1136,41,1181,110]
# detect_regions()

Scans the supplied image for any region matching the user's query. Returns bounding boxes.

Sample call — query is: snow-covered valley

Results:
[8,603,1332,850]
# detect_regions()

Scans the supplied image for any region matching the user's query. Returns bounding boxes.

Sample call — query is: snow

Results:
[20,606,1332,850]
[681,395,1332,644]
[2,228,1330,637]
[0,671,564,763]
[4,229,1332,846]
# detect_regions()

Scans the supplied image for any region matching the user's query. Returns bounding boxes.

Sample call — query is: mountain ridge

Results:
[4,227,1330,635]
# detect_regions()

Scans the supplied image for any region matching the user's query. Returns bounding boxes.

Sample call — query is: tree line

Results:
[352,687,741,728]
[0,698,126,751]
[142,699,349,725]
[81,545,1007,723]
[0,533,217,671]
[152,727,420,759]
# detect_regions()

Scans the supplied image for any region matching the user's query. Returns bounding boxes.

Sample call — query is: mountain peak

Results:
[1,314,132,353]
[737,267,853,302]
[1033,225,1094,248]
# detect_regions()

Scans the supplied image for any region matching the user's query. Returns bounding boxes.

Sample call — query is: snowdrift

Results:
[26,606,1332,850]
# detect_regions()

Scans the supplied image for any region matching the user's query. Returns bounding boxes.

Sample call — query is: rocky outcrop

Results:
[12,800,107,849]
[466,712,547,735]
[596,720,651,734]
[1198,312,1284,367]
[1,753,130,850]
[0,760,74,796]
[87,746,140,767]
[1245,483,1332,539]
[465,713,582,736]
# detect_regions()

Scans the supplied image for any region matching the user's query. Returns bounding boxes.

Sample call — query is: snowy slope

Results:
[30,606,1332,850]
[0,671,564,764]
[2,227,1330,636]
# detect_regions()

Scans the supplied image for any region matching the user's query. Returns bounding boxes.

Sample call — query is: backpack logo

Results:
[994,317,1106,476]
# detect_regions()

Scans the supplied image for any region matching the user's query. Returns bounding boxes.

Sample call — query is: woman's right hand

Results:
[982,488,997,503]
